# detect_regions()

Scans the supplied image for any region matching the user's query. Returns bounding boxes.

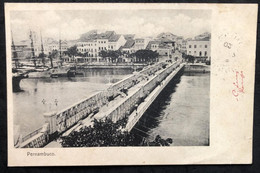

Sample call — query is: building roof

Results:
[135,38,145,41]
[48,40,67,45]
[79,30,98,42]
[123,34,135,40]
[121,39,135,48]
[79,30,119,42]
[146,40,161,49]
[108,34,121,42]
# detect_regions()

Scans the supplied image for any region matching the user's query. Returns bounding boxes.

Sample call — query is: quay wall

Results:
[184,63,210,73]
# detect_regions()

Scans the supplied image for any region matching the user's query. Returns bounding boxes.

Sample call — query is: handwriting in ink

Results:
[232,70,245,101]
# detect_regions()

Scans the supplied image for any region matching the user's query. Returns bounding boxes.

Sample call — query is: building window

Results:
[111,46,113,49]
[205,45,207,48]
[104,41,106,43]
[199,51,202,56]
[194,45,197,48]
[194,51,196,54]
[189,45,191,48]
[189,51,191,54]
[205,51,207,56]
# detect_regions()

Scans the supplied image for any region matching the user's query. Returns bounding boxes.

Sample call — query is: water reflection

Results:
[132,72,210,146]
[13,68,133,136]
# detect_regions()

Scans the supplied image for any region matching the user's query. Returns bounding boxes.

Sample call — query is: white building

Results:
[186,37,211,60]
[75,31,127,61]
[134,37,151,51]
[120,39,135,54]
[108,35,126,51]
[146,39,175,57]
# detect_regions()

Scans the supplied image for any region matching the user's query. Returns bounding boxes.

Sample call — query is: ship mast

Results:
[11,30,19,69]
[59,30,63,66]
[29,30,36,68]
[40,30,45,66]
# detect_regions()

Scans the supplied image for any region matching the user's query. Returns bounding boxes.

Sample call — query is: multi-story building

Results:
[175,36,184,51]
[146,39,175,57]
[186,36,211,61]
[134,37,152,51]
[180,40,187,54]
[134,38,146,50]
[48,40,68,53]
[120,39,135,54]
[76,41,98,57]
[108,34,126,51]
[76,31,127,61]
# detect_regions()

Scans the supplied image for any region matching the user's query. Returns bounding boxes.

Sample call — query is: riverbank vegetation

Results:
[60,117,173,147]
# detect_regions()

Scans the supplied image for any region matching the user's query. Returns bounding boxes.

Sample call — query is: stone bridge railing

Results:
[125,61,183,131]
[16,62,166,148]
[105,61,181,123]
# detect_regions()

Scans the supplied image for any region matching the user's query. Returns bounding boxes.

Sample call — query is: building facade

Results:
[186,37,211,61]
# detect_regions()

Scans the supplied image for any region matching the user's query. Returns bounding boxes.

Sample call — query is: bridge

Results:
[15,59,185,148]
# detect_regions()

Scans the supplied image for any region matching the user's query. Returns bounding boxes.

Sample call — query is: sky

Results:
[10,9,211,42]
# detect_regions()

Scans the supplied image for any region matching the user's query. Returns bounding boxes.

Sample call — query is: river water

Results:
[132,72,210,146]
[13,69,210,146]
[13,68,133,137]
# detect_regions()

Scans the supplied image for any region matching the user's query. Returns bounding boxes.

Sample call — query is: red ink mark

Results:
[232,71,245,101]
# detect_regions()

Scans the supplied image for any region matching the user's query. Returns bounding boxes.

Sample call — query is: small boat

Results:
[67,66,84,77]
[50,66,70,78]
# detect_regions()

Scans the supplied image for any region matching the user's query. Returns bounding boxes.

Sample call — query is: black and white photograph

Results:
[5,3,257,166]
[10,8,211,148]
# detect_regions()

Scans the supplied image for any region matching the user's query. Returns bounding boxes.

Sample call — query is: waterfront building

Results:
[186,36,211,62]
[134,37,151,51]
[76,30,127,62]
[48,40,68,53]
[120,39,136,54]
[107,34,126,51]
[146,38,175,57]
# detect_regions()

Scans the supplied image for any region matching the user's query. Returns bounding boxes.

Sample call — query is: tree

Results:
[99,50,108,61]
[60,117,135,147]
[107,50,121,63]
[60,116,173,147]
[183,54,195,63]
[66,45,79,62]
[48,50,58,68]
[135,50,158,63]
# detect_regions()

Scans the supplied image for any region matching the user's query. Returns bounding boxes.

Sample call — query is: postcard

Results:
[5,3,257,166]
